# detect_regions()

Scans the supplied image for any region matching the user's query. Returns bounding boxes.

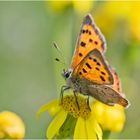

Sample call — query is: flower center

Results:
[60,95,91,119]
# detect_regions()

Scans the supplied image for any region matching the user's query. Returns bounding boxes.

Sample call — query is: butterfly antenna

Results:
[54,57,65,65]
[53,42,67,66]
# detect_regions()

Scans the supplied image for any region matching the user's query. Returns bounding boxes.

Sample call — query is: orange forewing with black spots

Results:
[71,14,106,69]
[73,49,113,85]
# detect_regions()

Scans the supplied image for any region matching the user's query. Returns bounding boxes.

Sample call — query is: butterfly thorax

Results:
[72,75,89,94]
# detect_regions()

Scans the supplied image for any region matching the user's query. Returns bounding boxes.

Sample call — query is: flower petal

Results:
[37,99,60,119]
[74,117,87,139]
[91,101,125,132]
[86,119,97,139]
[85,112,102,140]
[103,104,125,132]
[46,109,67,139]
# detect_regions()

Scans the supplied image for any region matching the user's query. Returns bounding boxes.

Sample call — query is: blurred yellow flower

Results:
[91,100,125,132]
[46,0,93,14]
[94,1,140,41]
[129,10,140,41]
[47,1,71,13]
[37,95,102,139]
[73,1,93,14]
[0,111,25,139]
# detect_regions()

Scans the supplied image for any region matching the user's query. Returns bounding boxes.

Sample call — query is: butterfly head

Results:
[62,69,73,80]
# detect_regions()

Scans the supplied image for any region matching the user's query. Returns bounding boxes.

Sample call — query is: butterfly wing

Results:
[73,48,113,85]
[87,67,129,108]
[88,84,129,107]
[71,14,106,69]
[110,68,122,93]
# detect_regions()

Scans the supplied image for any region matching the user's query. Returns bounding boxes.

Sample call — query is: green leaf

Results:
[56,113,77,139]
[103,130,111,139]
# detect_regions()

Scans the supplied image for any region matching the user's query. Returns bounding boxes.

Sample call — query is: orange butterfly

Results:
[61,14,129,108]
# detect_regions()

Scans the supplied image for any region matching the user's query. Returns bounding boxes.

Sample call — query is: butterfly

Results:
[61,14,129,108]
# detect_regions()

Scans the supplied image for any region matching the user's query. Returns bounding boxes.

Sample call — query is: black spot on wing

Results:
[97,62,101,66]
[82,30,85,33]
[89,31,91,35]
[85,63,92,69]
[100,75,105,82]
[79,53,83,57]
[86,29,88,33]
[94,41,98,45]
[82,68,87,73]
[89,57,92,60]
[79,72,82,75]
[101,71,106,75]
[80,42,86,47]
[96,67,100,71]
[93,58,97,62]
[89,39,93,42]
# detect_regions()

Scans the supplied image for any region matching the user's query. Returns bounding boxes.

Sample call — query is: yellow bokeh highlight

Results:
[0,111,25,139]
[46,0,93,14]
[94,1,140,41]
[73,1,93,14]
[47,1,71,13]
[92,101,125,132]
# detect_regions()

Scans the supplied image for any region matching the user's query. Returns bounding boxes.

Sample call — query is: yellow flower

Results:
[47,1,71,13]
[73,1,93,14]
[91,101,125,132]
[37,95,102,139]
[0,111,25,139]
[46,0,93,14]
[129,3,140,41]
[94,1,140,41]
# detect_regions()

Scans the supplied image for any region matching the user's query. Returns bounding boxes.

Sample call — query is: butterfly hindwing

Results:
[87,68,129,107]
[73,49,113,85]
[71,14,106,69]
[88,84,129,107]
[110,68,122,93]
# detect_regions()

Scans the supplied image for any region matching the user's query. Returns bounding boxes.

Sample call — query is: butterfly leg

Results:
[86,96,91,111]
[73,91,80,110]
[60,85,70,104]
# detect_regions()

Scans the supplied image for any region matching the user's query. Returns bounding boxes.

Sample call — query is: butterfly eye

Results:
[63,69,73,79]
[65,72,70,78]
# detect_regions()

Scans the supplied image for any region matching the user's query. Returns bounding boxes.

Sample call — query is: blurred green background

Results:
[0,1,140,139]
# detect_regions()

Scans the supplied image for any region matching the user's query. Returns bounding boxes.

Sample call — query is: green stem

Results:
[103,130,111,139]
